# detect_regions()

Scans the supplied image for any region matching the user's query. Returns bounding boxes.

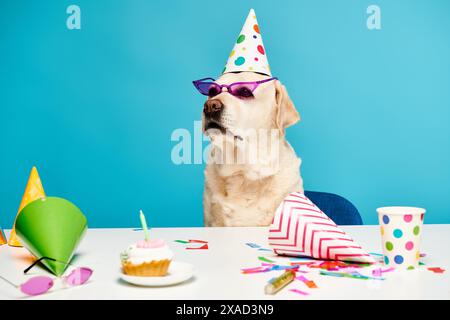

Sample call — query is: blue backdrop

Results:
[1,0,449,228]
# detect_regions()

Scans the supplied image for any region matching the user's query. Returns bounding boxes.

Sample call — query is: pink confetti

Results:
[296,275,308,282]
[289,289,309,296]
[241,267,263,272]
[242,269,268,274]
[339,267,359,273]
[372,268,382,277]
[241,266,271,274]
[295,275,318,288]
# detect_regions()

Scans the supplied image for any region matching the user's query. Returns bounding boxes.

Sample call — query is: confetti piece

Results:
[289,289,309,296]
[241,263,300,274]
[189,239,208,244]
[320,270,345,278]
[338,266,359,273]
[241,267,271,274]
[258,262,300,272]
[261,262,275,266]
[246,243,261,248]
[296,275,308,282]
[428,267,445,274]
[295,275,318,288]
[311,261,351,271]
[348,271,370,280]
[355,274,384,280]
[420,253,426,257]
[271,265,299,271]
[381,267,395,273]
[320,270,384,280]
[241,267,262,272]
[372,268,382,277]
[304,280,318,288]
[186,243,208,250]
[369,252,383,256]
[174,240,189,244]
[419,262,425,266]
[258,248,273,252]
[258,256,275,263]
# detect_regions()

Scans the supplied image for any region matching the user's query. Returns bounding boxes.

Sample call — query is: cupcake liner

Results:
[122,259,171,277]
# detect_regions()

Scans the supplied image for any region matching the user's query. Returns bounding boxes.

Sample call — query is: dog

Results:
[201,71,304,227]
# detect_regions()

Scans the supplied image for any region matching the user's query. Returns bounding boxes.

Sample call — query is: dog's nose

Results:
[203,99,224,117]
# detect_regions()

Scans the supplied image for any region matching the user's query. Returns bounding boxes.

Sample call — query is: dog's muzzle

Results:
[204,99,226,133]
[203,99,224,119]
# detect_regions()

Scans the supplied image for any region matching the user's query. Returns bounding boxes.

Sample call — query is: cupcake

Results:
[121,239,174,276]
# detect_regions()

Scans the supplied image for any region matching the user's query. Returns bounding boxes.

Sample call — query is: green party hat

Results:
[15,197,87,276]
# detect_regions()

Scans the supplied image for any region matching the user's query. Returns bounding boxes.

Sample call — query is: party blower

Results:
[269,192,375,263]
[15,197,88,276]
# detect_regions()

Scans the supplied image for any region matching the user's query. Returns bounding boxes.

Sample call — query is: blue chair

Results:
[304,191,363,225]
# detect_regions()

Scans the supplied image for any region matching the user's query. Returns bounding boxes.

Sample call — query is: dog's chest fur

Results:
[203,152,303,226]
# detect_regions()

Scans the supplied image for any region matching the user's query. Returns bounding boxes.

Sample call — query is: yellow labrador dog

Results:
[201,72,303,226]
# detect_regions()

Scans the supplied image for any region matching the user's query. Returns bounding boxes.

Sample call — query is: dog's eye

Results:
[208,86,220,97]
[235,87,253,98]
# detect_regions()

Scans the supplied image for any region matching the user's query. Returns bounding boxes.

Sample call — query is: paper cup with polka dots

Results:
[377,207,425,270]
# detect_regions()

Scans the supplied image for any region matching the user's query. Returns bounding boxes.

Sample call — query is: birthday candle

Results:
[140,209,149,241]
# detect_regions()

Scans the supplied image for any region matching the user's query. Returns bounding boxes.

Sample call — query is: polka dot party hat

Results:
[222,9,271,76]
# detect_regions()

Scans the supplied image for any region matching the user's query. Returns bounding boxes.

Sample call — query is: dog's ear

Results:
[275,80,300,134]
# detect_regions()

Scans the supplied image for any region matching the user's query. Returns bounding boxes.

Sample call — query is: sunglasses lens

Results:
[196,82,220,96]
[65,267,93,286]
[20,276,53,296]
[229,84,255,98]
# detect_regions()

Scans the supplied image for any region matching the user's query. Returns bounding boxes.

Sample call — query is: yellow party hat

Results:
[8,166,46,247]
[0,227,6,245]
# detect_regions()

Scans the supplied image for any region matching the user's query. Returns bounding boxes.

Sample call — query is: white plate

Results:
[120,261,194,287]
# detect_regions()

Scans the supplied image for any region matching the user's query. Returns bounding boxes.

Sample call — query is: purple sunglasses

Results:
[0,256,93,296]
[193,77,278,98]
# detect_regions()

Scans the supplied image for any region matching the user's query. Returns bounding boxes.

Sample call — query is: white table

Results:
[0,225,449,300]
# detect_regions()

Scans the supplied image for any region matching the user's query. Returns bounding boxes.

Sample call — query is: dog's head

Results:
[201,72,300,140]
